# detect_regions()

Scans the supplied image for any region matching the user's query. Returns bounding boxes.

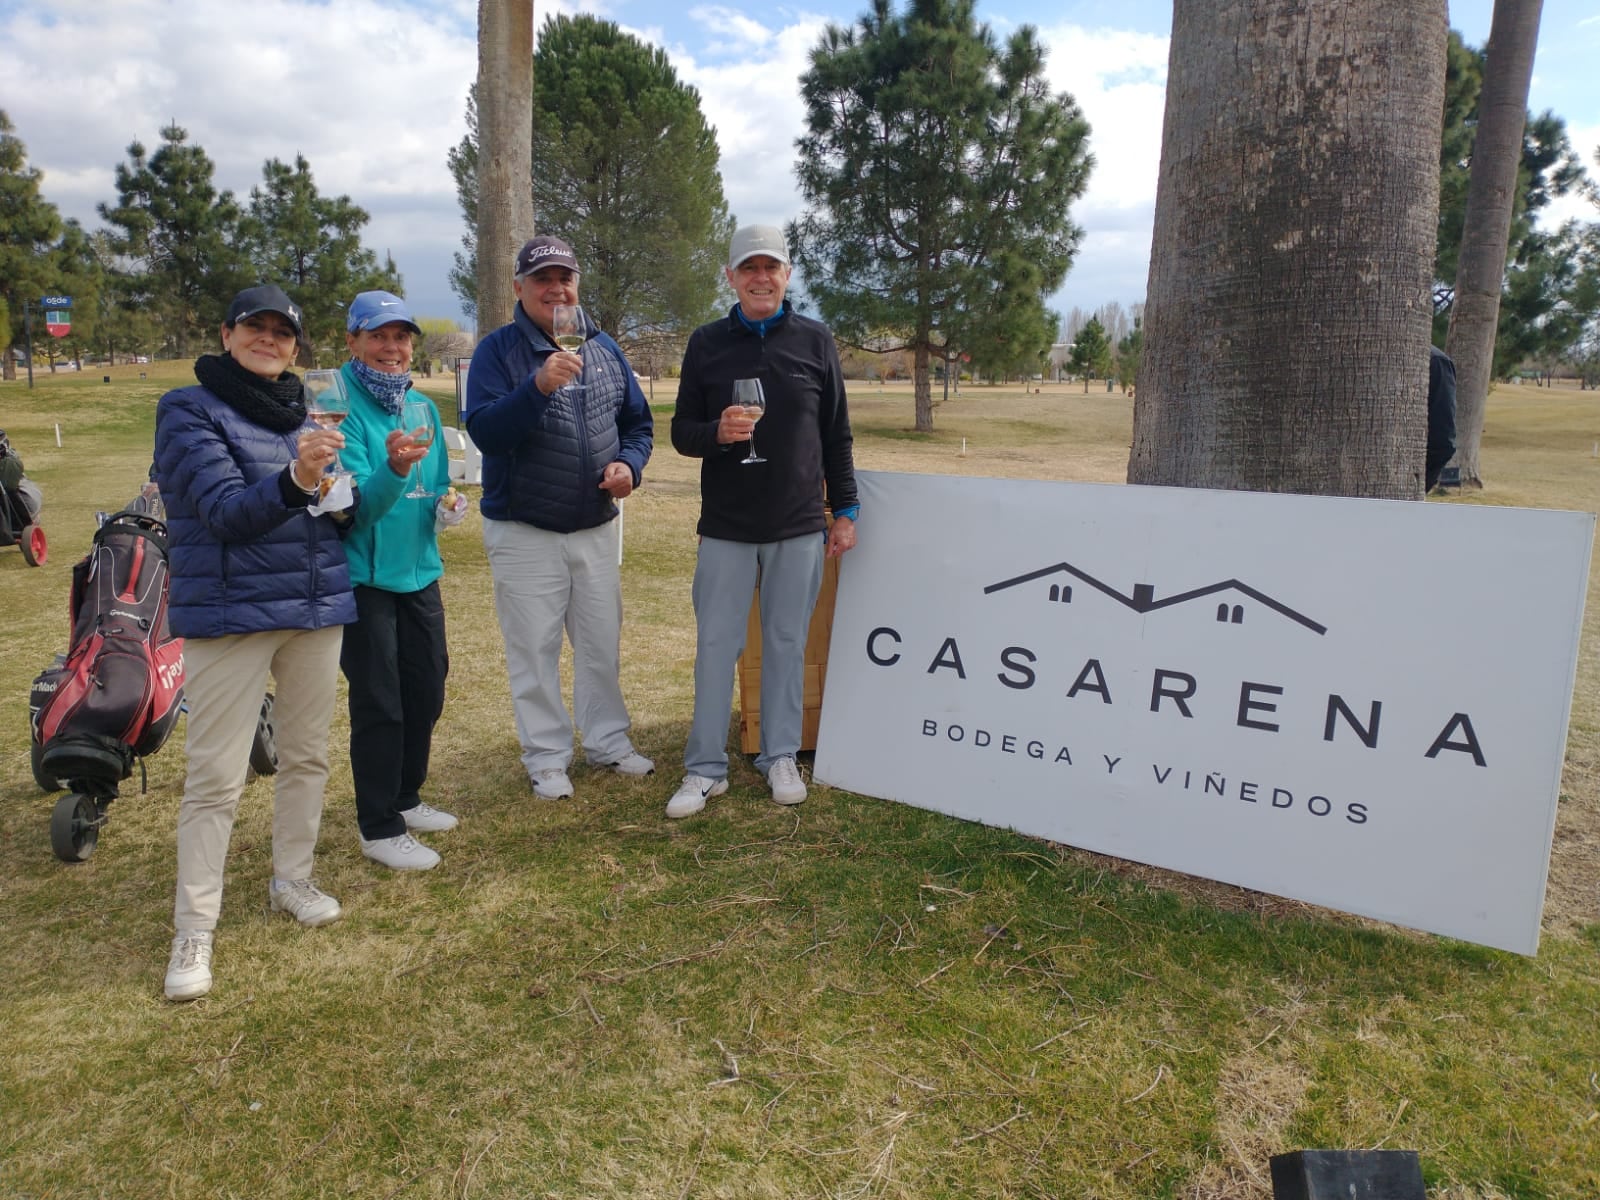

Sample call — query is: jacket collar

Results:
[730,299,792,338]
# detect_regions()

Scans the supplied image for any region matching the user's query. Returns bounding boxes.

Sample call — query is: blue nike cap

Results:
[347,290,421,334]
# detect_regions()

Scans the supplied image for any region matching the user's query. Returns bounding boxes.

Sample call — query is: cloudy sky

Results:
[2,0,1596,334]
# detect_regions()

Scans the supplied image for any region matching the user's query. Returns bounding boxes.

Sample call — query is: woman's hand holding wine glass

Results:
[301,369,352,483]
[401,396,436,499]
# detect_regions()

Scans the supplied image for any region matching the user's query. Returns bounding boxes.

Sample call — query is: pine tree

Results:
[98,123,249,358]
[1066,316,1112,393]
[0,110,63,379]
[791,0,1092,430]
[239,155,403,359]
[449,15,734,341]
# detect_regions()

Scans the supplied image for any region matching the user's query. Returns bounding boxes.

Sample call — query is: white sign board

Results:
[814,472,1594,955]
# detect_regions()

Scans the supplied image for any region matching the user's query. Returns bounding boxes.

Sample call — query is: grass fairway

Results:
[1,364,1597,1199]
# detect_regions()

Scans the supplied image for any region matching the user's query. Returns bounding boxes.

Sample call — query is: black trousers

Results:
[341,582,449,840]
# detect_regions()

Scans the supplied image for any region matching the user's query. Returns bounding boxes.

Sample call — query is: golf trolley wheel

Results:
[249,693,279,777]
[30,740,62,793]
[50,792,102,863]
[20,523,46,566]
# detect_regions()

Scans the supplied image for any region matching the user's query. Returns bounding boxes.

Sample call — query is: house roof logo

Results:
[983,560,1327,635]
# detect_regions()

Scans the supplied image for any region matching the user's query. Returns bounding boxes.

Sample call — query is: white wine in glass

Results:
[401,395,436,499]
[733,377,766,465]
[551,304,586,396]
[302,368,352,479]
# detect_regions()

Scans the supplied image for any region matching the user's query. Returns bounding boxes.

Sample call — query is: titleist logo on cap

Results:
[516,235,580,276]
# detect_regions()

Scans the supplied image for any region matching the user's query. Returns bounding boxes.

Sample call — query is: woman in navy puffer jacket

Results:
[153,285,357,1003]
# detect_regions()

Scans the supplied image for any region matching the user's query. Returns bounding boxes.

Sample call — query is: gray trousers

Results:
[685,533,825,779]
[483,516,636,776]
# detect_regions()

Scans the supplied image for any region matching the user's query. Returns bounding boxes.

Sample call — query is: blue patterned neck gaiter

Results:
[350,359,413,415]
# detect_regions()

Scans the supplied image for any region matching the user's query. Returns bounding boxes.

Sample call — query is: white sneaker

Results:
[532,768,575,799]
[401,802,458,832]
[603,751,655,776]
[164,930,214,1001]
[361,832,441,871]
[269,878,343,927]
[766,756,807,806]
[666,774,728,819]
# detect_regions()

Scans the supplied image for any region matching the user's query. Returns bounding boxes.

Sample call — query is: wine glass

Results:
[733,377,766,464]
[302,369,351,481]
[551,304,586,397]
[401,395,436,500]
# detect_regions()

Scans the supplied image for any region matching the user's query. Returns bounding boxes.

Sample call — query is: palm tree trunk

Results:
[1445,0,1543,488]
[1128,0,1446,498]
[475,0,535,335]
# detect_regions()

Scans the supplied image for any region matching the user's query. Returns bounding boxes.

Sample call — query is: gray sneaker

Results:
[269,878,343,927]
[401,801,458,832]
[666,773,728,819]
[601,751,655,776]
[531,768,575,799]
[361,832,441,871]
[164,930,214,1001]
[766,756,807,806]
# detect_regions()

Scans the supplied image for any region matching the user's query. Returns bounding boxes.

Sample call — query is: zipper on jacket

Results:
[574,355,593,518]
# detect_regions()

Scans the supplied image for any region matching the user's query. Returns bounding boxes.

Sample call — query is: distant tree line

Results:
[1,113,403,377]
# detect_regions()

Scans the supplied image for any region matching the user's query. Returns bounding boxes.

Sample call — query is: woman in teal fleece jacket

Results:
[336,291,467,872]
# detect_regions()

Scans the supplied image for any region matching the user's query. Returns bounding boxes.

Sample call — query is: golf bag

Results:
[31,508,184,788]
[0,429,47,566]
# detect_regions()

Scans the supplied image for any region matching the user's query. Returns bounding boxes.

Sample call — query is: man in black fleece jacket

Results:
[666,225,859,818]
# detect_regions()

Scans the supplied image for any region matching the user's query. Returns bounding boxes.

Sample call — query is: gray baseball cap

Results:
[728,225,790,269]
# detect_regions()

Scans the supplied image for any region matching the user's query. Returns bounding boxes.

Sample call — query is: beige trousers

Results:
[173,626,344,931]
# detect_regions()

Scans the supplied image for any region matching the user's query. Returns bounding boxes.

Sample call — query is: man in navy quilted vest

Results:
[464,236,655,800]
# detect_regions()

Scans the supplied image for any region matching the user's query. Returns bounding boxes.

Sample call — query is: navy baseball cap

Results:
[226,285,304,338]
[347,290,422,335]
[515,235,581,277]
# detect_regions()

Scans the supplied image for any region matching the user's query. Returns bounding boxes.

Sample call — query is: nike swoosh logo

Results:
[379,301,399,307]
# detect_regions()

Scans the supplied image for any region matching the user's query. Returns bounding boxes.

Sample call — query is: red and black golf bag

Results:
[31,508,184,789]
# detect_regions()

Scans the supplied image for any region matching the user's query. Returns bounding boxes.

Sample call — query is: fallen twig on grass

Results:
[1123,1064,1167,1104]
[974,918,1015,961]
[1027,1018,1094,1053]
[455,1130,501,1199]
[709,1038,741,1087]
[866,1058,937,1093]
[955,1105,1028,1144]
[675,1131,710,1200]
[580,925,751,983]
[697,893,781,911]
[260,1123,338,1187]
[1244,1023,1282,1053]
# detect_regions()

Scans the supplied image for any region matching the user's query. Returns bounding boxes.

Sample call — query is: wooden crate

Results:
[737,551,840,754]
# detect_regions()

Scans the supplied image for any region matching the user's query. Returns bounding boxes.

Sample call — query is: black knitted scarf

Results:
[194,353,308,433]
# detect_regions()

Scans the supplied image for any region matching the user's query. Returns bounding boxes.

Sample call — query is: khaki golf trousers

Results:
[173,626,343,932]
